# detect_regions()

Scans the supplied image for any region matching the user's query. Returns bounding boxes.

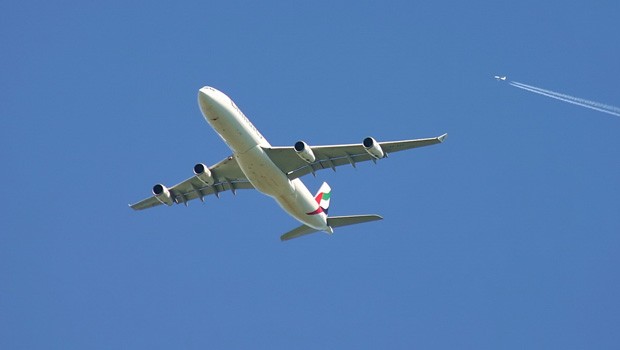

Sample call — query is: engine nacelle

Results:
[363,137,385,159]
[152,184,174,206]
[294,141,316,163]
[193,163,215,185]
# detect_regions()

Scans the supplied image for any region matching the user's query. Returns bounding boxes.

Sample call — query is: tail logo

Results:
[306,182,331,216]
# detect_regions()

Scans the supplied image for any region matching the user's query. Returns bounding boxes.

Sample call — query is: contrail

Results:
[512,81,620,114]
[509,81,620,117]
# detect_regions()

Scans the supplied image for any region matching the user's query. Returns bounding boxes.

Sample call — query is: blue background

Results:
[2,1,619,348]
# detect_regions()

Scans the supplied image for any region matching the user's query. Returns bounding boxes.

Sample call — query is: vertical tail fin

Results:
[314,182,331,215]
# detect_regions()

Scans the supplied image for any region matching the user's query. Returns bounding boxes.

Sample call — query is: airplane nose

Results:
[198,86,220,116]
[198,86,216,103]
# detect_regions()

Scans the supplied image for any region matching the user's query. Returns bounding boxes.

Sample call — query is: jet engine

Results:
[152,184,174,206]
[193,163,215,185]
[294,141,316,163]
[363,137,385,159]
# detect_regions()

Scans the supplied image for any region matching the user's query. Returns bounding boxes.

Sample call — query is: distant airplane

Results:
[494,75,507,81]
[130,87,447,241]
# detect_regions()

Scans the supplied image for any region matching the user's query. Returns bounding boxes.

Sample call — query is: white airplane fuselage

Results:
[197,87,331,232]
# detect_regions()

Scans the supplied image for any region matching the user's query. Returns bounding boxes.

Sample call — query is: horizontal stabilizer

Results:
[280,214,383,241]
[327,214,383,228]
[280,225,320,241]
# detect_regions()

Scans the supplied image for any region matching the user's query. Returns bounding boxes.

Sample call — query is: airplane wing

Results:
[129,155,254,210]
[264,133,447,179]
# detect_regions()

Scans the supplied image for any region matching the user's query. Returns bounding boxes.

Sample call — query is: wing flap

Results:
[380,133,447,153]
[129,196,164,211]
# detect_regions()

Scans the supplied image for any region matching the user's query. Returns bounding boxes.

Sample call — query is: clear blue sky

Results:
[2,1,619,349]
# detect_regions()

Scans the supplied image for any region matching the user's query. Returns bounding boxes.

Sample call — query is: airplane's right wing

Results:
[130,155,254,210]
[264,133,447,180]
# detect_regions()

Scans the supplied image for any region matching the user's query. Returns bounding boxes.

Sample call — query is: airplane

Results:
[494,75,507,81]
[130,86,447,241]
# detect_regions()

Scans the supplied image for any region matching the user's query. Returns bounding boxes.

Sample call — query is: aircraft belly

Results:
[235,145,294,197]
[236,147,327,230]
[207,111,258,154]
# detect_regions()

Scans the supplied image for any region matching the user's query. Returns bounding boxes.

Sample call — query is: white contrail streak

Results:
[509,81,620,117]
[512,81,620,114]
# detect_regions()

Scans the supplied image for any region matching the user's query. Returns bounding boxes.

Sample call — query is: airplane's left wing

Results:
[264,133,447,179]
[130,155,253,210]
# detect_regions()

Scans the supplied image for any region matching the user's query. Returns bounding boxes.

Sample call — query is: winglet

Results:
[438,133,448,143]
